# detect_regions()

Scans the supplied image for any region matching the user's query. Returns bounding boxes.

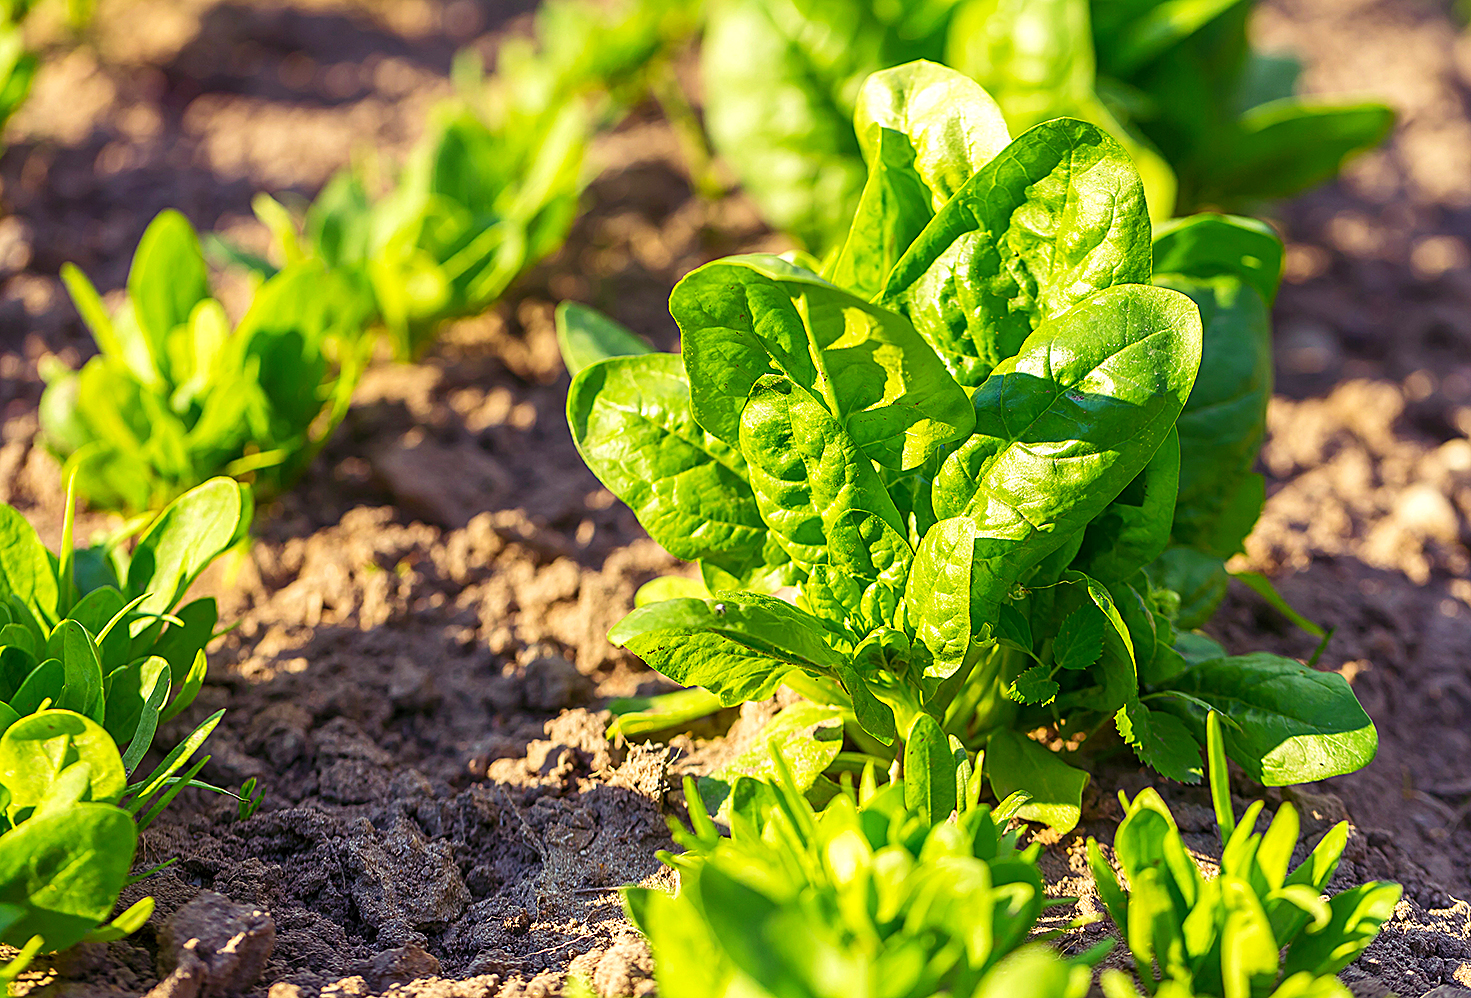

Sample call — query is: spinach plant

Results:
[626,741,1104,998]
[40,210,370,515]
[565,63,1376,831]
[1089,712,1401,998]
[0,477,250,768]
[700,0,1391,251]
[0,478,261,981]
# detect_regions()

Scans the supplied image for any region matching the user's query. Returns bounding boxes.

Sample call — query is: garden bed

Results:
[0,0,1468,995]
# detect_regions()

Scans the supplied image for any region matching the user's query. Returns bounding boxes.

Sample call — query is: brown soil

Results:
[0,0,1467,996]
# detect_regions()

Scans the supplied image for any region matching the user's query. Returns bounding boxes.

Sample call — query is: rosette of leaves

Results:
[625,743,1105,998]
[563,63,1376,832]
[700,0,1391,252]
[0,479,261,981]
[39,210,370,516]
[1089,713,1401,998]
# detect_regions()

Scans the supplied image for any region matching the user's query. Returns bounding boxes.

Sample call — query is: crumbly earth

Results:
[0,0,1467,996]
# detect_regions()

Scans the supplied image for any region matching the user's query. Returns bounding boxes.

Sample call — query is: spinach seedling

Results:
[565,63,1377,831]
[1089,712,1401,998]
[626,745,1106,998]
[40,210,370,515]
[0,477,252,791]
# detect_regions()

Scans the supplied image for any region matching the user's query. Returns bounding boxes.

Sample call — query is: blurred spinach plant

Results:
[40,210,370,516]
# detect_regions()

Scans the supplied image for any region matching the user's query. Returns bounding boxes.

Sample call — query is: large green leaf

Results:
[1198,100,1395,206]
[567,353,769,575]
[0,802,136,954]
[1155,273,1271,558]
[740,377,913,632]
[946,0,1095,129]
[699,0,951,253]
[697,702,846,821]
[608,593,844,706]
[831,60,1011,298]
[0,710,126,817]
[933,284,1202,583]
[881,117,1153,387]
[126,209,211,371]
[1151,212,1283,307]
[1073,427,1180,583]
[1157,653,1378,785]
[675,255,974,470]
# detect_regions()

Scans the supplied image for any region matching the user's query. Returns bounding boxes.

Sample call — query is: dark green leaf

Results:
[567,353,769,575]
[904,712,957,825]
[1158,653,1378,785]
[1116,698,1203,783]
[932,284,1202,585]
[1053,606,1105,672]
[1005,665,1059,706]
[986,728,1088,833]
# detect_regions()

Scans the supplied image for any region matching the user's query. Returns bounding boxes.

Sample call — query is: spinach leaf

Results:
[1155,653,1378,786]
[881,119,1152,386]
[674,255,974,469]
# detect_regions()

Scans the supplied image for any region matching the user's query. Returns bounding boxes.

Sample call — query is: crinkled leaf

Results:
[987,728,1088,833]
[676,255,973,470]
[881,119,1154,387]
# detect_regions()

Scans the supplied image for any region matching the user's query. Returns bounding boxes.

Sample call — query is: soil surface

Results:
[0,0,1468,996]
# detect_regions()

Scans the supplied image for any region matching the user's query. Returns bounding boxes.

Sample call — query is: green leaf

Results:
[986,728,1088,833]
[972,944,1089,998]
[946,0,1096,131]
[126,478,245,615]
[609,594,844,707]
[1053,605,1105,672]
[905,516,981,677]
[904,712,957,825]
[881,119,1154,387]
[1005,665,1059,706]
[1073,428,1181,582]
[1280,881,1402,979]
[567,353,769,575]
[696,702,845,822]
[1156,273,1271,558]
[0,506,57,625]
[699,0,940,252]
[1200,100,1395,206]
[607,687,724,741]
[1220,875,1283,998]
[43,620,104,722]
[555,302,652,377]
[1116,698,1203,784]
[1151,212,1284,307]
[831,60,1011,297]
[128,210,211,364]
[1158,653,1378,785]
[740,376,912,631]
[932,284,1202,584]
[0,710,127,817]
[675,254,974,470]
[148,596,218,688]
[0,802,136,954]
